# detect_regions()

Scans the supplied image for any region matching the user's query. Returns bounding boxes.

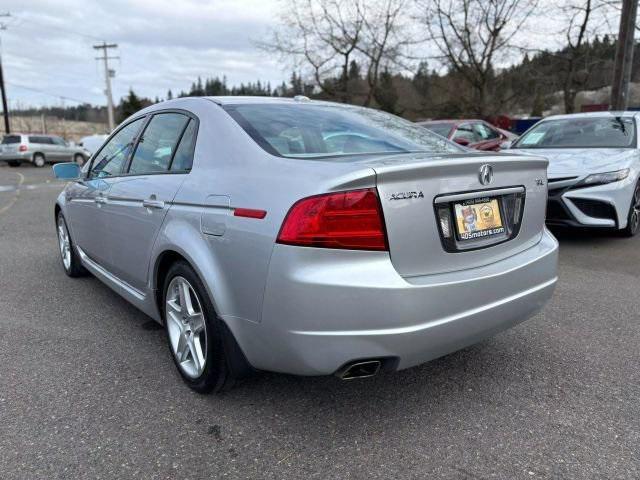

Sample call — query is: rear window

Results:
[514,117,636,148]
[224,103,461,158]
[422,122,454,138]
[1,135,20,144]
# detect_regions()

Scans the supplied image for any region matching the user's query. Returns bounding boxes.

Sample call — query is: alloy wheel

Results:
[630,184,640,234]
[165,276,208,379]
[57,216,72,271]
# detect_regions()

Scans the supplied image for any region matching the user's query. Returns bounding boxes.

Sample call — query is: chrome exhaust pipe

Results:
[338,360,382,380]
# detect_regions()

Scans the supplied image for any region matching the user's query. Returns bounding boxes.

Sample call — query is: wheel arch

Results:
[151,242,231,326]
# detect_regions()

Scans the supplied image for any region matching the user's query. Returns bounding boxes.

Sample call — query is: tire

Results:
[162,261,240,393]
[621,181,640,237]
[33,153,46,168]
[56,212,88,277]
[7,160,20,167]
[74,154,86,166]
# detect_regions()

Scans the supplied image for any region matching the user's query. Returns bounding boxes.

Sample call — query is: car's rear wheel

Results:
[622,181,640,237]
[7,160,20,167]
[74,154,85,166]
[33,153,46,168]
[163,261,237,393]
[56,213,87,277]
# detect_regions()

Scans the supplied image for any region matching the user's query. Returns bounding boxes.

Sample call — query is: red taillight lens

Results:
[277,188,388,251]
[18,145,27,152]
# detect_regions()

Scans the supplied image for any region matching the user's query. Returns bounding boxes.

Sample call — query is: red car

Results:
[418,119,517,151]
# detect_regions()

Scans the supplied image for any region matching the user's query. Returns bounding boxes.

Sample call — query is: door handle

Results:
[143,198,165,209]
[95,195,107,205]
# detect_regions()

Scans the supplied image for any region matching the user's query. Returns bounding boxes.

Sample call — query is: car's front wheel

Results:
[163,261,237,393]
[622,181,640,237]
[56,213,87,277]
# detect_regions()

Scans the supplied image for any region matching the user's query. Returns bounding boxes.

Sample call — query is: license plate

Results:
[454,197,505,241]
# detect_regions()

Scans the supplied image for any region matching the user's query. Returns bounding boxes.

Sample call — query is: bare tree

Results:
[261,0,413,105]
[259,0,364,101]
[417,0,538,117]
[356,0,413,107]
[555,0,618,113]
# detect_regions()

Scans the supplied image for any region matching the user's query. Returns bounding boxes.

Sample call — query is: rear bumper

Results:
[0,152,30,162]
[227,229,558,376]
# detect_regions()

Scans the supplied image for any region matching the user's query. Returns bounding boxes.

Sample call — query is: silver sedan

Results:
[53,97,558,393]
[510,112,640,236]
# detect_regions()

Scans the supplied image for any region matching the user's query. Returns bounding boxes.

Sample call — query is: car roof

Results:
[419,119,486,125]
[541,111,640,121]
[205,96,324,106]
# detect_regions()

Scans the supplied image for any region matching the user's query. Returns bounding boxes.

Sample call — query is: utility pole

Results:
[0,13,11,134]
[610,0,638,111]
[93,42,118,131]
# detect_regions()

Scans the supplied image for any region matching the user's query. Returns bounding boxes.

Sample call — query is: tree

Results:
[356,0,413,107]
[261,0,364,102]
[118,89,145,122]
[417,0,538,117]
[262,0,412,105]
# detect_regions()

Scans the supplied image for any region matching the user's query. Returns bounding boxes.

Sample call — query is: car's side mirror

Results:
[454,138,470,146]
[53,162,81,180]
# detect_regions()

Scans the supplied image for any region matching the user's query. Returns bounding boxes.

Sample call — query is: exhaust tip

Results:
[338,360,382,380]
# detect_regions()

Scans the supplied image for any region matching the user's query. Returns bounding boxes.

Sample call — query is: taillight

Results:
[18,145,27,152]
[277,188,388,251]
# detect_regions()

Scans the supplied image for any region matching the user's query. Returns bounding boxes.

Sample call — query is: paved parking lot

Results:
[0,164,638,479]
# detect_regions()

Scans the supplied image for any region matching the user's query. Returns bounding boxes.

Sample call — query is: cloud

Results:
[1,0,284,107]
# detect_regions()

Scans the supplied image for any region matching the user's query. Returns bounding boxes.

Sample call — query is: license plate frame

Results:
[453,196,506,242]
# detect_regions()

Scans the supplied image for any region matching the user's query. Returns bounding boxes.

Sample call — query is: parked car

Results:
[53,97,558,393]
[0,134,89,167]
[77,134,109,156]
[509,112,640,236]
[418,119,516,151]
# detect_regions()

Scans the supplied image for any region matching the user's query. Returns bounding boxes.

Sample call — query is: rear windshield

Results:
[422,122,454,138]
[224,103,462,158]
[1,135,20,144]
[514,117,636,149]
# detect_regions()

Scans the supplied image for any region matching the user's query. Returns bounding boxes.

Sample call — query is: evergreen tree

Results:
[119,89,144,121]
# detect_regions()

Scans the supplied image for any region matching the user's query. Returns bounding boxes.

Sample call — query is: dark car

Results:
[418,119,517,151]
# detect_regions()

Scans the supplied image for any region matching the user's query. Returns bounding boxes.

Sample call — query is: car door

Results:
[65,117,146,266]
[41,136,60,161]
[51,136,71,162]
[100,111,197,291]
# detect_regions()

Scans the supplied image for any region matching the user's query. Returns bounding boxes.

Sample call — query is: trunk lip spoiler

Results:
[434,186,524,204]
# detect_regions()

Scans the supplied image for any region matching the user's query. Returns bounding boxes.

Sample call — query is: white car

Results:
[77,134,109,156]
[510,112,640,236]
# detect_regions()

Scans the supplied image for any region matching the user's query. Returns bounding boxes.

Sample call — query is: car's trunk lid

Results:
[360,152,549,277]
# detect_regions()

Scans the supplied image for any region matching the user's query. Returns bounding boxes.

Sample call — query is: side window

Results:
[453,124,477,142]
[90,118,144,178]
[474,123,500,140]
[52,137,67,146]
[29,136,50,144]
[128,113,189,175]
[171,120,197,171]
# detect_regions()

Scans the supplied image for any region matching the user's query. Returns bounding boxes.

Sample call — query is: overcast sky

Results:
[1,0,284,108]
[0,0,623,109]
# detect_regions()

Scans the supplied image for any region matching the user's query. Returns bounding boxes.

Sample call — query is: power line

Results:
[5,82,93,105]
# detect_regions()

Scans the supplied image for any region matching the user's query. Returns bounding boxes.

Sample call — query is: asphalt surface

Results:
[0,164,638,480]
